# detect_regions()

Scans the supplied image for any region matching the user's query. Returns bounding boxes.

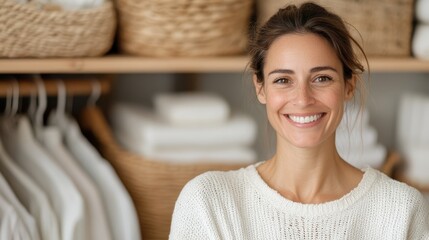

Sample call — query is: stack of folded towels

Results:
[110,92,258,165]
[413,0,429,59]
[336,104,387,169]
[397,93,429,187]
[16,0,105,11]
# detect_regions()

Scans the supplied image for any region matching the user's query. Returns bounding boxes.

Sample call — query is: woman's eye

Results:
[273,78,290,84]
[314,75,332,83]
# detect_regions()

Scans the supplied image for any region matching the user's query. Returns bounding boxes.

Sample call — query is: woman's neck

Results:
[257,136,363,204]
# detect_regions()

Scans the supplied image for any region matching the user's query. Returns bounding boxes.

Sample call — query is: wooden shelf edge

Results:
[0,55,251,74]
[368,57,429,72]
[1,55,429,73]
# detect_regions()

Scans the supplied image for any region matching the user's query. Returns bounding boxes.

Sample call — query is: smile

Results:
[287,113,323,124]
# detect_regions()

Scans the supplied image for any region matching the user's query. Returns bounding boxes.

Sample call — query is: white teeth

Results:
[289,114,322,124]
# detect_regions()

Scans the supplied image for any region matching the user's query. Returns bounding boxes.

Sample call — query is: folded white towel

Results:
[32,0,105,10]
[338,144,387,169]
[339,106,370,130]
[412,24,429,60]
[154,92,230,125]
[402,145,429,185]
[396,94,411,149]
[116,130,256,164]
[421,99,429,145]
[335,126,378,150]
[416,0,429,24]
[110,103,257,150]
[396,93,429,150]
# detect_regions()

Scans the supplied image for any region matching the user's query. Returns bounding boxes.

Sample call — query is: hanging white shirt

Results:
[41,126,111,240]
[58,116,141,240]
[0,137,59,240]
[0,191,31,240]
[1,117,84,240]
[0,160,40,240]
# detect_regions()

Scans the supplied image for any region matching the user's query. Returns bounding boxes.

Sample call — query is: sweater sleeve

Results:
[408,191,429,239]
[169,174,219,240]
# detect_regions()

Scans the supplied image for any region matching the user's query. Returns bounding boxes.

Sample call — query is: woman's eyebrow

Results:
[268,69,294,76]
[268,66,338,76]
[310,66,338,73]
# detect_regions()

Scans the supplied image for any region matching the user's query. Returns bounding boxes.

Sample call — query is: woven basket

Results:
[0,0,116,57]
[115,0,253,57]
[257,0,414,57]
[79,106,247,240]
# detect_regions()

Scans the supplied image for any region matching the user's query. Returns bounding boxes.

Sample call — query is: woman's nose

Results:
[293,83,315,106]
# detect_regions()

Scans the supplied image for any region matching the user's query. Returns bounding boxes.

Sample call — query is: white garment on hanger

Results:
[40,126,112,240]
[1,117,84,240]
[0,158,40,240]
[0,191,31,240]
[0,135,60,240]
[55,116,141,240]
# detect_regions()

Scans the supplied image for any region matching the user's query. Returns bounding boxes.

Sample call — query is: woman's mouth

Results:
[287,113,325,124]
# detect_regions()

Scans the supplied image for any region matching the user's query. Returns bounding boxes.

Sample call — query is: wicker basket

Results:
[115,0,253,57]
[79,106,247,240]
[0,0,116,57]
[257,0,414,57]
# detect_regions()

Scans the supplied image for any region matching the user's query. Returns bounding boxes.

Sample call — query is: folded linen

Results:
[338,106,370,130]
[402,145,429,185]
[33,0,105,10]
[396,93,429,150]
[338,144,387,169]
[110,103,257,150]
[412,24,429,60]
[335,126,378,150]
[154,92,230,125]
[115,130,256,164]
[416,0,429,24]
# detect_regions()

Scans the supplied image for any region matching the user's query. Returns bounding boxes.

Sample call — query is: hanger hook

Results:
[88,79,101,106]
[11,79,19,117]
[34,74,47,130]
[56,80,66,116]
[5,85,12,116]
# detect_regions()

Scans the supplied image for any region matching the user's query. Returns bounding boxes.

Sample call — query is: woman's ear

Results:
[253,75,266,104]
[345,75,357,101]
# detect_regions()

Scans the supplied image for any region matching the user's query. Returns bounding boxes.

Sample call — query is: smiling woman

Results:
[255,33,354,151]
[169,2,429,239]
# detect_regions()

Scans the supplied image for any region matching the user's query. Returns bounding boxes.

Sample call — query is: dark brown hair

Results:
[249,2,367,85]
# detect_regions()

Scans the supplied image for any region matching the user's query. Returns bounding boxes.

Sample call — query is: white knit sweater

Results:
[170,164,429,239]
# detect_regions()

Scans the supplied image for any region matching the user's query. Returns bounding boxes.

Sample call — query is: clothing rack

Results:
[0,77,111,97]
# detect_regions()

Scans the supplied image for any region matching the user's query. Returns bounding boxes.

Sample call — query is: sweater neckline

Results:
[245,162,379,217]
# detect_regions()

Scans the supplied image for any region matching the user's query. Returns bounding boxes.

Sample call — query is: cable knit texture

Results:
[170,164,429,239]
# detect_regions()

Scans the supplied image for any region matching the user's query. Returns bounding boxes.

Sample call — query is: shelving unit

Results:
[1,55,429,73]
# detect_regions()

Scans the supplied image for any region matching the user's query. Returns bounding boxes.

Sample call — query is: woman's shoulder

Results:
[370,168,427,207]
[176,164,255,203]
[186,165,250,191]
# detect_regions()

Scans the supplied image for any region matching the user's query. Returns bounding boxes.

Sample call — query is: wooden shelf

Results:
[1,55,429,73]
[0,78,111,96]
[0,55,249,74]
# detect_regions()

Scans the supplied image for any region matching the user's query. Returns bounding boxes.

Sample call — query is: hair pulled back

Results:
[249,2,366,84]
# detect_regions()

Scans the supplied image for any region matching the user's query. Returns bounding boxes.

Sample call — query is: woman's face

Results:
[255,33,355,149]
